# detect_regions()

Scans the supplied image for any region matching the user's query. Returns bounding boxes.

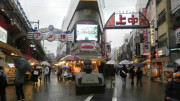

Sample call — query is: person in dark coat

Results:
[120,65,128,86]
[136,67,143,86]
[129,66,136,85]
[0,66,8,101]
[31,66,39,86]
[165,73,180,101]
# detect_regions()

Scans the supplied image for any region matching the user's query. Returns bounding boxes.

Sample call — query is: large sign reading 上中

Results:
[0,26,7,43]
[104,12,150,29]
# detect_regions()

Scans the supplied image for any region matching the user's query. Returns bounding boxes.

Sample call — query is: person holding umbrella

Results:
[13,57,32,101]
[43,65,49,83]
[136,67,143,86]
[120,65,129,86]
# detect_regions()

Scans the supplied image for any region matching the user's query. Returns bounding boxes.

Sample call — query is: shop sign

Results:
[0,26,7,43]
[81,42,95,48]
[175,27,180,44]
[158,49,165,56]
[33,32,43,41]
[116,14,139,25]
[104,11,150,29]
[150,24,155,46]
[46,32,55,42]
[59,33,66,42]
[79,49,97,53]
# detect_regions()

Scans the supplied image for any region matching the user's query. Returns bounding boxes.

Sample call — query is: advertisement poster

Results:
[76,24,98,41]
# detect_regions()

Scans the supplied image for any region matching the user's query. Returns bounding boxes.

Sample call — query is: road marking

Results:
[85,94,94,101]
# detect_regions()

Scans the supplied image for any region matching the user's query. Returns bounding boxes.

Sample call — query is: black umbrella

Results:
[13,57,32,72]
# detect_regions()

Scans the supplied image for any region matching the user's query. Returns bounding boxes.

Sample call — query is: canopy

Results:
[60,55,84,61]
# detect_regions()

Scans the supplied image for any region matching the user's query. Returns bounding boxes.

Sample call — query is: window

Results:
[156,0,161,6]
[157,10,166,26]
[158,33,167,47]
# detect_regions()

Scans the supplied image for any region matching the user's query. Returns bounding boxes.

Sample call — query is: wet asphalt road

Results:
[5,74,166,101]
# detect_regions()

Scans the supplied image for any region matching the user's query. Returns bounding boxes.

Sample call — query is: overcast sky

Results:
[19,0,137,55]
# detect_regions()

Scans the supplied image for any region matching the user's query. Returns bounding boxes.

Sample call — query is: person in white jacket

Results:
[43,66,49,83]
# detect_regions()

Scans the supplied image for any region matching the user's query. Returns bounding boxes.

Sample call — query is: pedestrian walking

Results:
[0,66,8,101]
[43,66,49,83]
[31,66,39,86]
[39,68,43,83]
[136,67,143,86]
[67,69,72,81]
[129,66,135,85]
[15,65,26,101]
[120,65,128,86]
[165,73,180,101]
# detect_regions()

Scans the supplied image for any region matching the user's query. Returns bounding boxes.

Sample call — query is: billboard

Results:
[76,24,98,41]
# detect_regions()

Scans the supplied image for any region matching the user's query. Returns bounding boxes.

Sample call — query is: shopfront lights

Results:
[11,52,15,56]
[31,62,34,65]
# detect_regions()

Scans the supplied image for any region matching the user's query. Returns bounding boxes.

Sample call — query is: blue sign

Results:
[48,25,54,31]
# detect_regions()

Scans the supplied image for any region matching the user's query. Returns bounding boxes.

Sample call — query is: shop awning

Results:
[152,57,169,62]
[24,54,40,64]
[0,42,24,57]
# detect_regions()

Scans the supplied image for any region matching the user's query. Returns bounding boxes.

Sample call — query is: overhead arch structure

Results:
[101,11,150,60]
[104,12,150,29]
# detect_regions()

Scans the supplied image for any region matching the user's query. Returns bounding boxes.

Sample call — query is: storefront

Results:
[0,42,24,84]
[151,57,170,83]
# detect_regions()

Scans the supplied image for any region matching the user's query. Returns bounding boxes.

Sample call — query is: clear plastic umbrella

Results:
[106,60,117,65]
[41,61,50,66]
[175,59,180,65]
[119,60,132,65]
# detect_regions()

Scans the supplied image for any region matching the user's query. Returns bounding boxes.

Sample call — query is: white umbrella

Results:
[0,60,10,68]
[106,60,117,65]
[36,66,42,69]
[175,59,180,65]
[41,61,50,66]
[119,60,132,65]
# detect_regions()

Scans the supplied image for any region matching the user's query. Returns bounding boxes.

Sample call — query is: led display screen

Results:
[76,24,98,41]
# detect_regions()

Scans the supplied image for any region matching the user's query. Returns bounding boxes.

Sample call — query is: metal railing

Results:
[9,0,32,29]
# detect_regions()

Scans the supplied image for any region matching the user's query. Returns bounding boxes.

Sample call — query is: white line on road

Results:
[85,94,94,101]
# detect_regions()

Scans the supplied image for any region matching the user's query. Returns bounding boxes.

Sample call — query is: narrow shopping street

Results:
[5,74,166,101]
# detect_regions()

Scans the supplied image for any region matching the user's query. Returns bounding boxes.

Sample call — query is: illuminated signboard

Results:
[76,24,98,41]
[0,26,7,43]
[150,24,155,46]
[81,42,95,48]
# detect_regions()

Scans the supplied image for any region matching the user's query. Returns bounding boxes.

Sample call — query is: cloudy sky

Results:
[19,0,137,55]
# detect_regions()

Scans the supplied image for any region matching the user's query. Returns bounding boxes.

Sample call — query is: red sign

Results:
[33,32,43,41]
[116,14,138,25]
[59,33,66,42]
[81,42,95,48]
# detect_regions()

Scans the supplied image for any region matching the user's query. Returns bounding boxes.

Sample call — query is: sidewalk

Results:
[112,75,166,101]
